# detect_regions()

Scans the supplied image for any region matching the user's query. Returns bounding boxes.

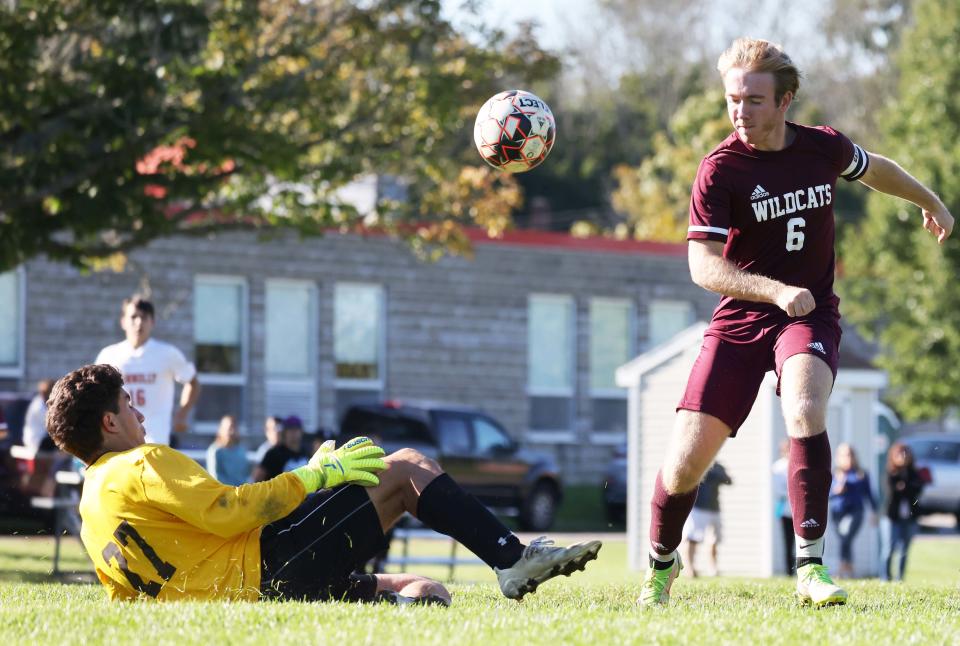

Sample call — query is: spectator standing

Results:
[95,295,200,446]
[206,415,250,486]
[22,379,55,455]
[771,439,794,574]
[253,416,283,464]
[252,416,309,482]
[881,442,927,582]
[829,443,877,577]
[681,461,732,577]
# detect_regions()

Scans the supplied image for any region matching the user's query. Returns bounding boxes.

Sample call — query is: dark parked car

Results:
[340,401,563,531]
[902,433,960,525]
[601,443,627,524]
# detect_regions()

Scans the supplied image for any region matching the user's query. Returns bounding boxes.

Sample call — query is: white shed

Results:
[616,322,887,578]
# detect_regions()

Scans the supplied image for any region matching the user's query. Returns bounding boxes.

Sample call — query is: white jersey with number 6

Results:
[95,339,197,446]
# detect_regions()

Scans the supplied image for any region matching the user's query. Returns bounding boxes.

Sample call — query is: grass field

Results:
[1,533,958,645]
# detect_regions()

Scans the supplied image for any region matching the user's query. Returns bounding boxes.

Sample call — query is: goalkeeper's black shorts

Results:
[259,484,387,602]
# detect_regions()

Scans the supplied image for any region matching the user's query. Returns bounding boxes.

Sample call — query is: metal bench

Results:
[385,526,484,581]
[27,470,84,576]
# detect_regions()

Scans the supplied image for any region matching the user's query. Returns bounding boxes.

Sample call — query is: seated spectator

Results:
[23,379,55,456]
[253,415,283,464]
[0,401,9,442]
[206,415,250,486]
[252,416,309,482]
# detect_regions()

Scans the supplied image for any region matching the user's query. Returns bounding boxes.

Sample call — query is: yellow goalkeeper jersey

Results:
[79,444,306,601]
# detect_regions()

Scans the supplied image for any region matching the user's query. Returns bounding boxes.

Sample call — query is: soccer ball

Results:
[473,90,556,173]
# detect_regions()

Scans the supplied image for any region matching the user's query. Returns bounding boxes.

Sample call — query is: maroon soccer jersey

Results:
[688,122,868,341]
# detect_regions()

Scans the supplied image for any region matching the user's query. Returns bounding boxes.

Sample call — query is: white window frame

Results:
[333,282,386,393]
[526,293,576,442]
[648,299,695,349]
[589,297,634,443]
[194,274,248,387]
[0,267,25,378]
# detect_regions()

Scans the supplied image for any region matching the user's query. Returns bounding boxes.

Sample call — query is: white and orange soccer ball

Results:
[473,90,556,173]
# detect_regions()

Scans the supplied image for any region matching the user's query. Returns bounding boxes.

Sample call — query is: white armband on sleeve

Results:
[840,143,869,181]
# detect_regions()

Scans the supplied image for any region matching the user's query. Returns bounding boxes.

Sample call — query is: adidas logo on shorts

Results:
[750,184,770,200]
[807,341,826,355]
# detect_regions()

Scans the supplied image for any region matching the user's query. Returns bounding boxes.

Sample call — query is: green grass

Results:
[1,535,958,645]
[552,484,623,533]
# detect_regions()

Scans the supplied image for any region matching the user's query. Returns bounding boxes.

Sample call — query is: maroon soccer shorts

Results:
[678,315,841,436]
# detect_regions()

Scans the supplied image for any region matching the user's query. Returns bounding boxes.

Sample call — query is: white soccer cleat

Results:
[495,536,602,600]
[796,563,848,607]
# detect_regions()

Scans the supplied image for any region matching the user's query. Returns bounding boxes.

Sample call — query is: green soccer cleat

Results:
[495,536,602,600]
[796,563,848,607]
[638,552,683,607]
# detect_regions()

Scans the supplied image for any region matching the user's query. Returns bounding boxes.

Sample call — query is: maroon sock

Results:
[649,471,698,556]
[788,433,832,540]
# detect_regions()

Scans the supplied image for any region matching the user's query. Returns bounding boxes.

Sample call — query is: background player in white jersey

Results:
[95,295,200,446]
[639,37,954,609]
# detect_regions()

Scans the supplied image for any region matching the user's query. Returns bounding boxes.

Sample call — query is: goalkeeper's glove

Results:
[292,436,387,493]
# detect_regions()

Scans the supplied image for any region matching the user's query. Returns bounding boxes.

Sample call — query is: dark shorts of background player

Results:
[259,485,387,602]
[678,313,841,437]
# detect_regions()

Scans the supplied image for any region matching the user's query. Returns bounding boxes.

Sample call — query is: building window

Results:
[265,280,318,430]
[649,299,695,348]
[193,276,247,428]
[334,283,384,422]
[0,269,23,376]
[590,298,632,433]
[266,280,316,378]
[527,294,574,432]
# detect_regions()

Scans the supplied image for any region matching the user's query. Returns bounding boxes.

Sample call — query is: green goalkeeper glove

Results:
[292,436,387,493]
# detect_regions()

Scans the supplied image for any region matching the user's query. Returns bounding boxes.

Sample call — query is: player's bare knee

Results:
[385,448,442,485]
[393,447,440,472]
[783,397,826,437]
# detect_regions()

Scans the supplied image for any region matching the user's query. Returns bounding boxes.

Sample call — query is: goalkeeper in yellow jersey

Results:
[46,364,602,603]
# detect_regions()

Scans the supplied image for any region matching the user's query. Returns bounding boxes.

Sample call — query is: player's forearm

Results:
[178,377,200,412]
[689,251,785,305]
[860,153,945,213]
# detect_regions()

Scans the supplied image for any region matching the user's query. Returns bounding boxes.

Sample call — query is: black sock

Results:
[415,473,525,570]
[649,555,675,570]
[796,557,823,569]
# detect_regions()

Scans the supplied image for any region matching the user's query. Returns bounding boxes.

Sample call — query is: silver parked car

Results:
[901,433,960,525]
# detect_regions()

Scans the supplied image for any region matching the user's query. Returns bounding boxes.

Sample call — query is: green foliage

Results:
[607,88,730,242]
[838,0,960,420]
[511,72,660,229]
[0,0,558,271]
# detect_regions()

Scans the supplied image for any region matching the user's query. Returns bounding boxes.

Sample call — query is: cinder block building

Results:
[1,228,718,482]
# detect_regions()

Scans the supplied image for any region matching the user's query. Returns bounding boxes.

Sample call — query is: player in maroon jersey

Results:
[639,37,954,608]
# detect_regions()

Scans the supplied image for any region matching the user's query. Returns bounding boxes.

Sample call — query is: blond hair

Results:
[717,38,801,103]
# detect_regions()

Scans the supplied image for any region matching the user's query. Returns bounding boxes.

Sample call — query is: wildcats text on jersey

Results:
[751,184,832,223]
